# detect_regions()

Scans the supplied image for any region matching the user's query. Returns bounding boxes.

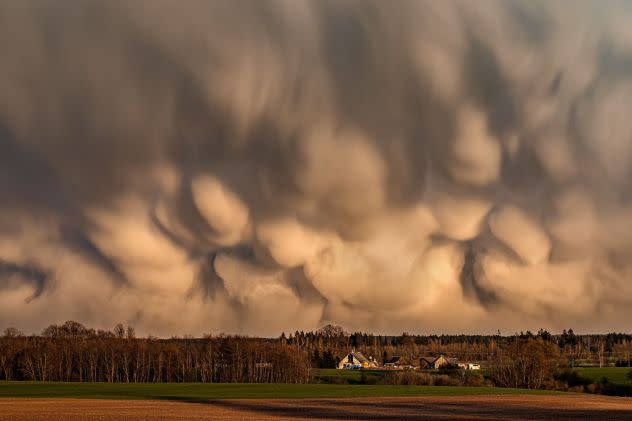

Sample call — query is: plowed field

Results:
[1,395,631,420]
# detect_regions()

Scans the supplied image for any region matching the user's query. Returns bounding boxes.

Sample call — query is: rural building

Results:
[419,355,454,369]
[337,351,378,369]
[384,355,417,370]
[384,356,401,368]
[457,362,481,370]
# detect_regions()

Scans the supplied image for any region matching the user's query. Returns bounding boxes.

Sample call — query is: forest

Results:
[1,321,631,386]
[0,322,307,383]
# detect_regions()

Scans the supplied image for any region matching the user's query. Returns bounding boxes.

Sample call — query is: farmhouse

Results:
[337,351,378,369]
[419,355,455,369]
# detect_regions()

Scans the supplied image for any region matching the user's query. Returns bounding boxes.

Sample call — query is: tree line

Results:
[1,322,632,384]
[287,326,632,369]
[0,321,308,383]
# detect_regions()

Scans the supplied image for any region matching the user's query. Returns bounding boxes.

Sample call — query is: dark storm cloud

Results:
[1,0,632,335]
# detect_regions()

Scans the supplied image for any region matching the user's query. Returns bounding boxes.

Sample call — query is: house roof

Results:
[419,355,459,365]
[347,351,370,363]
[384,356,401,364]
[385,355,419,366]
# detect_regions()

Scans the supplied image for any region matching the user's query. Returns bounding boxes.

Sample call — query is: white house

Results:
[338,351,378,369]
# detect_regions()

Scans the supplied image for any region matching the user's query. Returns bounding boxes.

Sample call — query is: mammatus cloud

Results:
[2,0,632,336]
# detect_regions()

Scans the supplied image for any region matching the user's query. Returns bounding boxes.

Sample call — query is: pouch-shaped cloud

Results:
[191,175,251,246]
[2,0,632,335]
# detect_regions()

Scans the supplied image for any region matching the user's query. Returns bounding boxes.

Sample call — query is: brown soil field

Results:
[1,395,631,420]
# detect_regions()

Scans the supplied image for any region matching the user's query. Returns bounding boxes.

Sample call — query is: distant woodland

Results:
[1,322,631,388]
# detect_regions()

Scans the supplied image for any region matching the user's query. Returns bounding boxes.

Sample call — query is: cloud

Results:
[1,0,632,335]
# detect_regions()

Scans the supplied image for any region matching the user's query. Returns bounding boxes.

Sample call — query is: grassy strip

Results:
[313,369,389,378]
[574,367,632,385]
[0,381,566,400]
[312,369,390,384]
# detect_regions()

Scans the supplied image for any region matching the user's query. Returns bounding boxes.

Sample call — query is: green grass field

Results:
[314,369,387,378]
[575,367,632,385]
[0,382,565,400]
[312,368,390,384]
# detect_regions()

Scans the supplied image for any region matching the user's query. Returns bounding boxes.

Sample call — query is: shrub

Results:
[462,371,488,387]
[433,374,461,386]
[328,376,347,385]
[601,383,632,397]
[437,363,461,376]
[542,379,568,391]
[554,369,592,388]
[380,371,433,386]
[546,369,603,393]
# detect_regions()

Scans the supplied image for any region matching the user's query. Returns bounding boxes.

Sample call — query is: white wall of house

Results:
[338,354,363,369]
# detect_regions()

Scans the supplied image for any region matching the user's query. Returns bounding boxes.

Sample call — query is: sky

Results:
[2,0,632,336]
